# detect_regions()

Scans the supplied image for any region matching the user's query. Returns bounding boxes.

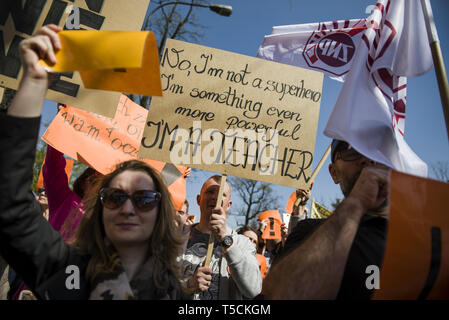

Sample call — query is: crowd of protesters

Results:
[0,25,391,300]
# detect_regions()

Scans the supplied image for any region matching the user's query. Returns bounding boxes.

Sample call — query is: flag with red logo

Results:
[324,0,433,177]
[257,19,367,81]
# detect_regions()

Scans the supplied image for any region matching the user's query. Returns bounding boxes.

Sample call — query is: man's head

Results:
[37,187,48,207]
[329,139,377,197]
[197,175,232,221]
[237,226,259,249]
[176,200,189,226]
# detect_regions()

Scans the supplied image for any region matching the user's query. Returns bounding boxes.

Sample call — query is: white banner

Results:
[324,0,433,177]
[257,19,367,82]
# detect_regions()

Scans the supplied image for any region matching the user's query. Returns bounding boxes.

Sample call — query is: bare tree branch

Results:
[228,176,281,227]
[130,0,211,109]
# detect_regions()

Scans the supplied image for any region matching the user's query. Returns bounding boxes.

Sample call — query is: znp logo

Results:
[303,19,366,78]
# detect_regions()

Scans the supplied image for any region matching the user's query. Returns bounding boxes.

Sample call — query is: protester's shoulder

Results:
[290,218,326,239]
[278,218,325,257]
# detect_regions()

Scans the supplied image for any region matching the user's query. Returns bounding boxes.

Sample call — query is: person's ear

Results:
[196,194,201,206]
[328,163,340,184]
[226,200,232,211]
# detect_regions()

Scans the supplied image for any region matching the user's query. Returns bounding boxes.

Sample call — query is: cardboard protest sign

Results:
[0,0,151,117]
[42,95,187,210]
[138,39,323,189]
[40,30,162,96]
[35,156,74,191]
[258,210,282,240]
[372,170,449,299]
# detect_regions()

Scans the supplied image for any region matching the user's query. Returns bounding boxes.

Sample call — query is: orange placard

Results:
[41,31,162,97]
[80,33,161,96]
[42,95,186,211]
[258,210,282,240]
[372,170,449,299]
[36,156,74,191]
[285,191,296,214]
[257,253,268,279]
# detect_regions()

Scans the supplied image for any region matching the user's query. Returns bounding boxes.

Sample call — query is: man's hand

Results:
[259,219,267,234]
[281,222,288,246]
[185,216,195,226]
[8,24,61,118]
[187,266,212,294]
[347,165,390,214]
[292,182,313,216]
[19,24,61,81]
[209,207,228,243]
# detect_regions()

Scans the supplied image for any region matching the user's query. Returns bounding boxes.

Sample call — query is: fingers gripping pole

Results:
[203,174,227,267]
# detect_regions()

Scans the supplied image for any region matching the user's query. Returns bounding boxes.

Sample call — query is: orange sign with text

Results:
[42,95,186,210]
[373,170,449,299]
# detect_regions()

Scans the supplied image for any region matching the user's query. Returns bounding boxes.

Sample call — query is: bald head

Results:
[197,175,232,219]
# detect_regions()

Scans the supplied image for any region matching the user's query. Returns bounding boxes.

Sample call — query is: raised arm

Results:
[43,145,75,219]
[0,25,74,295]
[263,166,390,299]
[224,233,262,298]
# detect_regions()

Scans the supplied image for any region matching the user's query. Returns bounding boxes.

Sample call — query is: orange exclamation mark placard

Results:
[258,210,282,240]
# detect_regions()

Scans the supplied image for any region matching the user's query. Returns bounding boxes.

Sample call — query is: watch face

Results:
[223,236,233,247]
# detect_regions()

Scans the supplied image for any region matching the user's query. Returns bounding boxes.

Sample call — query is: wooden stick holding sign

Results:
[293,143,331,207]
[203,174,227,268]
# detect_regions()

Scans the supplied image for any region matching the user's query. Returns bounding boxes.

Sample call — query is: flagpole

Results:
[421,0,449,144]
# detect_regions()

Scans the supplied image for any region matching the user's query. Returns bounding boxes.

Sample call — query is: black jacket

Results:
[0,114,91,299]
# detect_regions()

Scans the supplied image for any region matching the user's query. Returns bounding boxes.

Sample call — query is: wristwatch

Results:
[221,235,233,248]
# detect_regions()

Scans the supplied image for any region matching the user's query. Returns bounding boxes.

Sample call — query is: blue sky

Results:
[39,0,449,228]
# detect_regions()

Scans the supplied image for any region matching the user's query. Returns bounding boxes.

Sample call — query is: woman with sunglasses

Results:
[0,25,182,299]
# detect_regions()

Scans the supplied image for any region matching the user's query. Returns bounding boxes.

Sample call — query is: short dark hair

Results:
[331,140,350,163]
[73,167,97,199]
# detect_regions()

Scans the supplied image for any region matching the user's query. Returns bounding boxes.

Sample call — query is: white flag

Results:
[324,0,433,177]
[257,19,367,81]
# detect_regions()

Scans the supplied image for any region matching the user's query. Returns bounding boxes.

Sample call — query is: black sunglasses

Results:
[99,188,161,211]
[334,143,363,162]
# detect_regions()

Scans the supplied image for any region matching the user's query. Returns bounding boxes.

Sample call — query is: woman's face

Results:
[102,170,159,249]
[38,189,48,206]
